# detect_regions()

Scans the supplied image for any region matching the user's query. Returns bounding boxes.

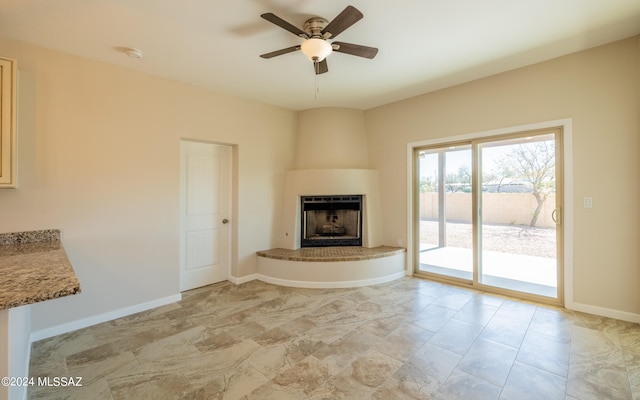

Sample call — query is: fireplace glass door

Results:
[301,195,362,247]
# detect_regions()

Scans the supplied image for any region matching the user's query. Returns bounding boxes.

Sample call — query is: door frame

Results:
[179,139,235,292]
[407,119,573,306]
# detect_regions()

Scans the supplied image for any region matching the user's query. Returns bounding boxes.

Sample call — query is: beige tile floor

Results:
[28,277,640,399]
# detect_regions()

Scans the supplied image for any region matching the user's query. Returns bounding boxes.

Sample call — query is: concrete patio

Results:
[419,244,558,298]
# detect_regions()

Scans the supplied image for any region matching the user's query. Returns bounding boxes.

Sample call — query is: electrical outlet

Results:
[583,197,593,208]
[397,239,403,247]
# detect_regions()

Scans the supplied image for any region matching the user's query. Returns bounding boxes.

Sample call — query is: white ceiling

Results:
[1,1,640,111]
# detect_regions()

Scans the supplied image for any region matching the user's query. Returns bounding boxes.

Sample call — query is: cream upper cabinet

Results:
[0,56,17,188]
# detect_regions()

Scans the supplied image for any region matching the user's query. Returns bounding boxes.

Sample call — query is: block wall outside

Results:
[419,192,556,228]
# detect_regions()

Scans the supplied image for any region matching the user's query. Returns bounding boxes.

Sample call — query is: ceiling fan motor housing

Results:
[303,17,329,38]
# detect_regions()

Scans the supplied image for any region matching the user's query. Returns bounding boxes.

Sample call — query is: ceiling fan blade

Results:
[314,59,328,75]
[260,45,301,59]
[261,13,308,38]
[332,41,378,59]
[321,5,363,39]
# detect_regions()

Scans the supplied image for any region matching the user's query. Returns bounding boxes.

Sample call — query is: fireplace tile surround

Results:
[277,169,384,250]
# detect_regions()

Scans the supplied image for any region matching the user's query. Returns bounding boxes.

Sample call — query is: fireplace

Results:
[300,195,363,247]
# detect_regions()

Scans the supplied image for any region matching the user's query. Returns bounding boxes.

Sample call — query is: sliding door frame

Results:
[407,119,573,307]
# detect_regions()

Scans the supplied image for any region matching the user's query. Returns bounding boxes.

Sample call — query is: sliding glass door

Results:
[416,145,473,280]
[477,132,561,299]
[414,129,563,303]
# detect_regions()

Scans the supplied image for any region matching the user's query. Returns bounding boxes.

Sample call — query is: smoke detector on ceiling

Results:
[125,48,143,59]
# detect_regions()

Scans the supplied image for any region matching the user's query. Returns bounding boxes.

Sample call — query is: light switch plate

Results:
[583,197,593,208]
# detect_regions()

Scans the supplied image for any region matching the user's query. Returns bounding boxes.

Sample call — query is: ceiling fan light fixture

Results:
[301,38,332,62]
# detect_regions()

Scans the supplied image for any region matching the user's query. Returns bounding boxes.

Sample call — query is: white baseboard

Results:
[229,271,406,289]
[567,302,640,324]
[228,274,258,285]
[254,271,406,289]
[29,294,182,343]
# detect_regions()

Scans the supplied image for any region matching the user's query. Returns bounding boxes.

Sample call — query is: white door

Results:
[180,140,231,291]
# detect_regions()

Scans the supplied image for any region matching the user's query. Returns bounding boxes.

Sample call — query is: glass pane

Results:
[478,133,558,298]
[417,145,473,280]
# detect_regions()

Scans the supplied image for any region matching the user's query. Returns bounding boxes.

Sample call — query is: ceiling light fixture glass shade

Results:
[301,38,332,62]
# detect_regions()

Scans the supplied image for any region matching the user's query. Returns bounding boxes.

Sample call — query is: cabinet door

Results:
[0,57,16,188]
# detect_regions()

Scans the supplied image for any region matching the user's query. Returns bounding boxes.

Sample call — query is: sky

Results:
[418,134,556,187]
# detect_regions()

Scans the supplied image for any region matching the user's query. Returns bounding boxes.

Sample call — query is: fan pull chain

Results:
[314,61,320,100]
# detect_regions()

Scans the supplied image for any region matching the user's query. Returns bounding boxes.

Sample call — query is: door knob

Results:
[222,218,229,224]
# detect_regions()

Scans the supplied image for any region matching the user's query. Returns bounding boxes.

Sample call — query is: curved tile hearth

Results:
[256,246,406,288]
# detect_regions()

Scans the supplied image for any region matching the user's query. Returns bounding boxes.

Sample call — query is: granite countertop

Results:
[0,229,80,310]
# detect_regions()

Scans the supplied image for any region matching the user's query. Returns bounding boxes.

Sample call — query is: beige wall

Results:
[366,36,640,315]
[295,108,369,169]
[0,38,297,331]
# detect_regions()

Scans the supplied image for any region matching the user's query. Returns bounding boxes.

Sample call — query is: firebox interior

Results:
[300,195,363,247]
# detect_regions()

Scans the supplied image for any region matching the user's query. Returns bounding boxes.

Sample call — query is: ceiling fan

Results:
[259,5,378,75]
